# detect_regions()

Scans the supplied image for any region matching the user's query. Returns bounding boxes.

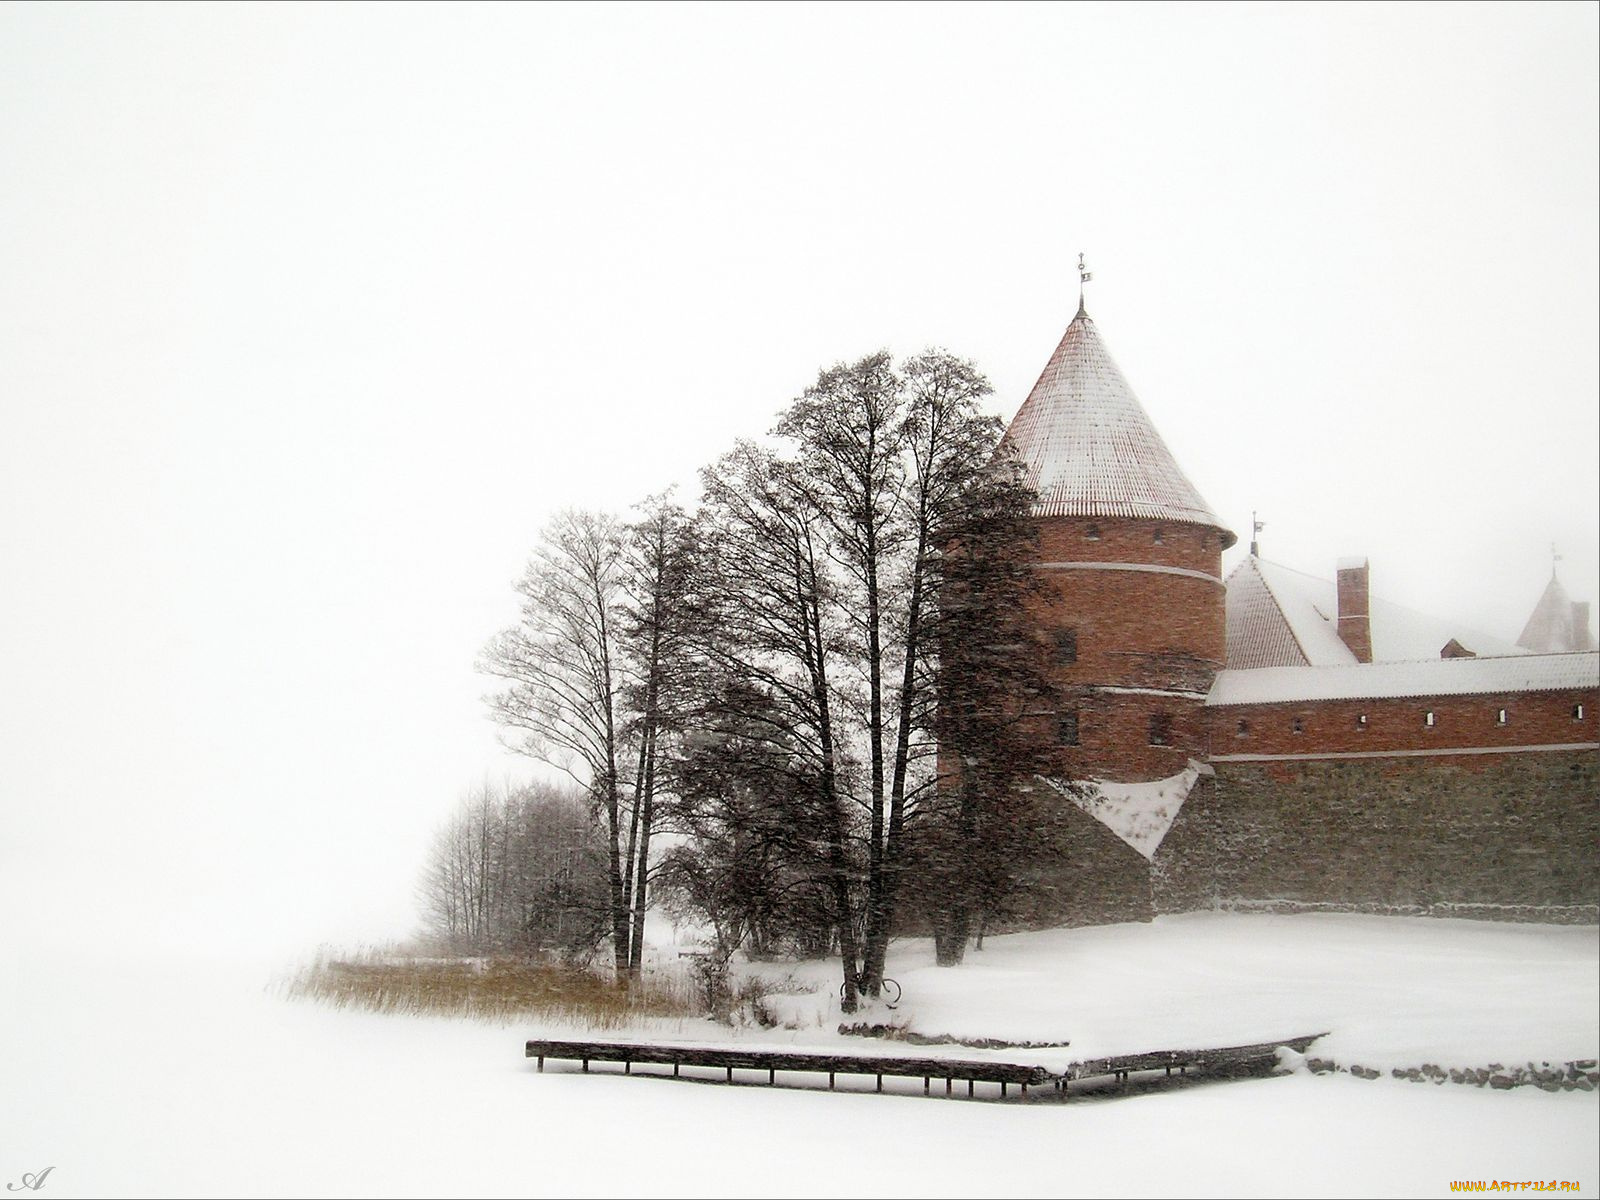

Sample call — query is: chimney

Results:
[1336,557,1373,664]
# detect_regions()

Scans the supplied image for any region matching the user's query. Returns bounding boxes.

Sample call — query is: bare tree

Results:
[480,510,634,974]
[694,441,868,1009]
[909,424,1056,965]
[617,494,697,977]
[773,350,1044,997]
[671,351,1043,1008]
[416,779,610,958]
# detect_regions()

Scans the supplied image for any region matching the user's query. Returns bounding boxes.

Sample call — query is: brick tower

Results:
[1002,293,1235,783]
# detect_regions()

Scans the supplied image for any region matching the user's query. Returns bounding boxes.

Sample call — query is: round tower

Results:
[1001,297,1235,783]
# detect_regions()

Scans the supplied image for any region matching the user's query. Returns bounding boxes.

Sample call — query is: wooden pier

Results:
[525,1032,1325,1101]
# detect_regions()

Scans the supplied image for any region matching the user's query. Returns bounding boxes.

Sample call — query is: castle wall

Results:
[1001,785,1154,930]
[1207,687,1596,758]
[1154,747,1600,923]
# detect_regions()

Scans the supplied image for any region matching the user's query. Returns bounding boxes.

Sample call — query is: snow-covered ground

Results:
[3,914,1595,1198]
[739,913,1599,1074]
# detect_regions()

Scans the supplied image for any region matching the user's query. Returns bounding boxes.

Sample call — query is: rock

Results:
[1489,1074,1515,1090]
[1273,1047,1308,1075]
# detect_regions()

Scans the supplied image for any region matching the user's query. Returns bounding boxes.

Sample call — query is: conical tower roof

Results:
[1002,305,1234,546]
[1517,569,1596,652]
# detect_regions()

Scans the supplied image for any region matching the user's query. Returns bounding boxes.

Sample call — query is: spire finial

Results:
[1552,541,1563,579]
[1250,511,1265,558]
[1077,252,1093,317]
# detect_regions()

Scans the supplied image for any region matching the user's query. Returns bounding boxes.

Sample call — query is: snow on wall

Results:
[1042,759,1211,860]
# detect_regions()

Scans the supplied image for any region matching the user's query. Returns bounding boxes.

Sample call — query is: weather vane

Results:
[1078,252,1092,313]
[1251,511,1265,558]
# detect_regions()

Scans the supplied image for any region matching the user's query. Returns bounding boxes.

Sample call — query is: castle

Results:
[998,288,1599,927]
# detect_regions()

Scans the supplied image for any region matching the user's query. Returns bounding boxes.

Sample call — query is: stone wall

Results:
[1000,788,1154,930]
[1154,750,1600,923]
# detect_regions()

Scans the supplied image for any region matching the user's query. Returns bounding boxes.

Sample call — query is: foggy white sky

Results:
[2,3,1595,963]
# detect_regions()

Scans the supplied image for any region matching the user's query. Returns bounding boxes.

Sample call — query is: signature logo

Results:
[6,1169,54,1192]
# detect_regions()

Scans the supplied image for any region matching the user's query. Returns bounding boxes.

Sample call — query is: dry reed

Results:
[285,950,700,1027]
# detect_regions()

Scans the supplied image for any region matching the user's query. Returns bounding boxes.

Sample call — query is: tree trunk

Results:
[628,725,656,977]
[861,525,886,998]
[861,518,929,993]
[933,919,969,967]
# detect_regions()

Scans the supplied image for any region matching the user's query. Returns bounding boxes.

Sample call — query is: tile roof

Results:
[1208,651,1600,706]
[1224,556,1526,669]
[1225,556,1343,669]
[1001,307,1234,544]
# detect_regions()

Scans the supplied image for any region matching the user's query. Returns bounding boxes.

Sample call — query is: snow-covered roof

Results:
[1225,556,1527,669]
[1208,651,1599,707]
[1517,572,1597,653]
[1001,307,1234,544]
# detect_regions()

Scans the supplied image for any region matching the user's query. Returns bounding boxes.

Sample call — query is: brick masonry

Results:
[980,514,1600,931]
[1207,687,1596,758]
[1029,514,1227,782]
[1003,631,1599,928]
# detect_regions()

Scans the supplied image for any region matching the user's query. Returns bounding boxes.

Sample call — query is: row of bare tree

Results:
[477,349,1057,1009]
[416,779,611,958]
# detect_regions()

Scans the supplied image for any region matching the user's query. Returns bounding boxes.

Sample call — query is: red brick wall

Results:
[1208,688,1598,759]
[1034,515,1225,575]
[1026,514,1227,781]
[1336,561,1373,663]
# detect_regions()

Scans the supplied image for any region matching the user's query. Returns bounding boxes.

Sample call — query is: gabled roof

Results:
[1224,556,1526,669]
[1517,572,1597,653]
[1209,651,1599,707]
[1002,307,1234,544]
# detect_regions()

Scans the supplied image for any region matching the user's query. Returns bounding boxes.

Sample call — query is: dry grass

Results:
[285,949,701,1027]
